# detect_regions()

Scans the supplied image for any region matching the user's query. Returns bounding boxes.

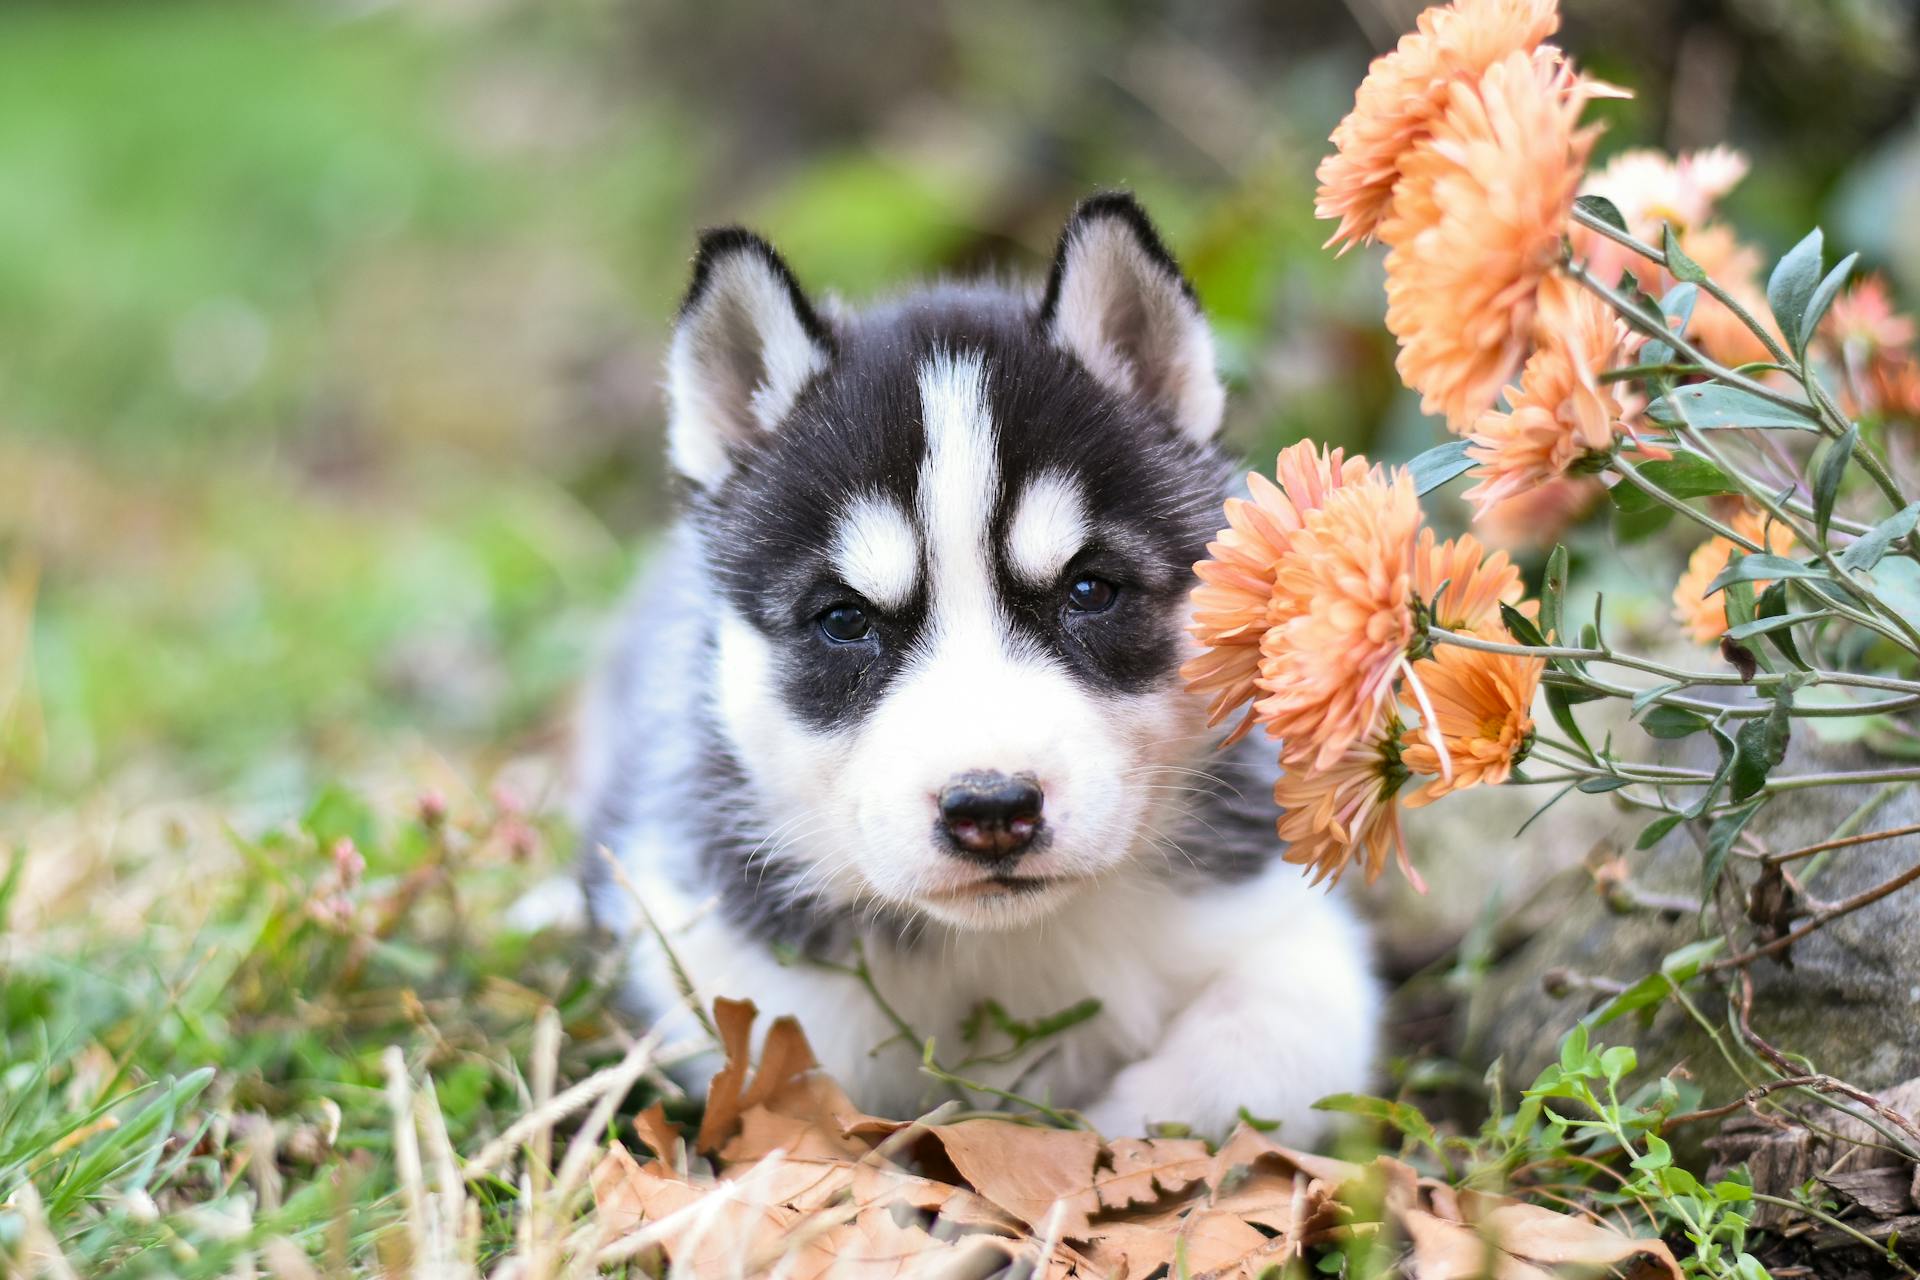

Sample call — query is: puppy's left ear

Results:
[1038,193,1226,442]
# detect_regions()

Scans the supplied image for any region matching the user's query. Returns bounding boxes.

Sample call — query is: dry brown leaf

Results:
[693,995,757,1154]
[593,1002,1684,1280]
[1404,1207,1538,1280]
[1094,1136,1214,1212]
[590,1141,703,1241]
[630,1100,681,1167]
[1457,1192,1682,1280]
[916,1119,1104,1234]
[724,1071,880,1163]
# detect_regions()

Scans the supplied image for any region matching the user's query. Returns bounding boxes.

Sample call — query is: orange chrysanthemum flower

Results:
[1460,277,1636,515]
[1275,710,1418,890]
[1823,276,1920,423]
[1380,51,1606,429]
[1672,508,1798,644]
[1400,643,1542,805]
[1183,442,1372,745]
[1825,275,1918,353]
[1412,527,1528,635]
[1314,0,1561,252]
[1476,475,1604,550]
[1256,468,1423,770]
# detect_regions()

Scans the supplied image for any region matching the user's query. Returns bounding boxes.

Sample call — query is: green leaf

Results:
[1703,553,1830,599]
[1813,425,1858,546]
[1600,1044,1638,1085]
[1311,1094,1438,1150]
[1640,705,1711,739]
[1578,776,1630,793]
[1838,501,1920,572]
[1499,602,1548,648]
[1514,783,1576,837]
[1661,282,1700,334]
[1596,972,1670,1026]
[1659,937,1726,981]
[1724,577,1759,636]
[1724,609,1827,641]
[1636,814,1684,850]
[1547,685,1595,761]
[1874,557,1920,623]
[1731,683,1795,803]
[1559,1022,1592,1076]
[1662,223,1706,284]
[1704,801,1766,895]
[1608,452,1738,512]
[1575,193,1629,235]
[1799,251,1860,355]
[1632,1133,1674,1171]
[1646,384,1819,431]
[1408,438,1474,496]
[1641,283,1701,368]
[1766,228,1824,347]
[1632,681,1687,713]
[1613,501,1673,543]
[1753,581,1812,671]
[1540,544,1569,644]
[1687,723,1739,820]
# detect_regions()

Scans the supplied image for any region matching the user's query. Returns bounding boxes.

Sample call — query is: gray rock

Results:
[1465,744,1920,1100]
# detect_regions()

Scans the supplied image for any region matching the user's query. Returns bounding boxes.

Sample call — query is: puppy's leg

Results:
[1079,875,1379,1144]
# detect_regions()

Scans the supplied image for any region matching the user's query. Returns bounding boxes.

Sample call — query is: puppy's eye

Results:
[818,603,872,643]
[1066,576,1118,613]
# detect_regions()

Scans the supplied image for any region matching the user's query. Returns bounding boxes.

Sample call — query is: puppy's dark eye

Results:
[1066,576,1118,613]
[818,603,872,643]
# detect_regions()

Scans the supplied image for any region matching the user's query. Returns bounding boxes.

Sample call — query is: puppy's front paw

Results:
[1080,1058,1194,1139]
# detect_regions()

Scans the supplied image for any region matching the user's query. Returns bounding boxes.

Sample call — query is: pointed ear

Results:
[667,228,832,487]
[1038,193,1225,442]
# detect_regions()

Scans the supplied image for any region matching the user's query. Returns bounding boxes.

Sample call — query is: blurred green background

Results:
[3,0,1917,816]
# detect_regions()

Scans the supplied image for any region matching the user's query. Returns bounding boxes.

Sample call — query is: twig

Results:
[1730,973,1920,1158]
[1660,1075,1827,1132]
[1707,859,1920,973]
[1762,822,1920,867]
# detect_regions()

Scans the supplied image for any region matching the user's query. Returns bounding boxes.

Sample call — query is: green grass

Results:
[2,779,633,1275]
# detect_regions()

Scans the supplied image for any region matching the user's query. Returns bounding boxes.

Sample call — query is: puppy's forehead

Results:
[711,295,1221,597]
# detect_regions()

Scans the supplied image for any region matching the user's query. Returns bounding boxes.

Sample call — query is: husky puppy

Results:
[577,193,1379,1141]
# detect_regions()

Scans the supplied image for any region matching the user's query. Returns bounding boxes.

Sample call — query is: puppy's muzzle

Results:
[938,771,1044,863]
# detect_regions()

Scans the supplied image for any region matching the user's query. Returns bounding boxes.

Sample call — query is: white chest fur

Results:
[622,856,1379,1139]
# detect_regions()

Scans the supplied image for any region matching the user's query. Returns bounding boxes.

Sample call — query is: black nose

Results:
[938,771,1044,862]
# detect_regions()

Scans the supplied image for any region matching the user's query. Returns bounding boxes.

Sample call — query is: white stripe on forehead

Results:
[915,350,1000,636]
[1007,471,1088,586]
[831,493,920,608]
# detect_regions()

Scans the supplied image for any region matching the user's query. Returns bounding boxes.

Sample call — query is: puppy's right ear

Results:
[667,228,832,488]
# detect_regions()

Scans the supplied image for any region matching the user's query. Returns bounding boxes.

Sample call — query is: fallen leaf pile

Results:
[591,1000,1683,1278]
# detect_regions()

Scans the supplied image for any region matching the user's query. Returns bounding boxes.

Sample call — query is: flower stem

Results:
[1430,625,1920,696]
[1569,203,1794,368]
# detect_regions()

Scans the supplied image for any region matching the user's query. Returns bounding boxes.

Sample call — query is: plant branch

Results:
[1563,260,1810,415]
[1761,822,1920,866]
[1707,858,1920,973]
[1430,626,1920,696]
[1568,204,1794,368]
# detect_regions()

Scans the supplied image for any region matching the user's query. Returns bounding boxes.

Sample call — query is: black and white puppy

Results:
[576,193,1378,1140]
